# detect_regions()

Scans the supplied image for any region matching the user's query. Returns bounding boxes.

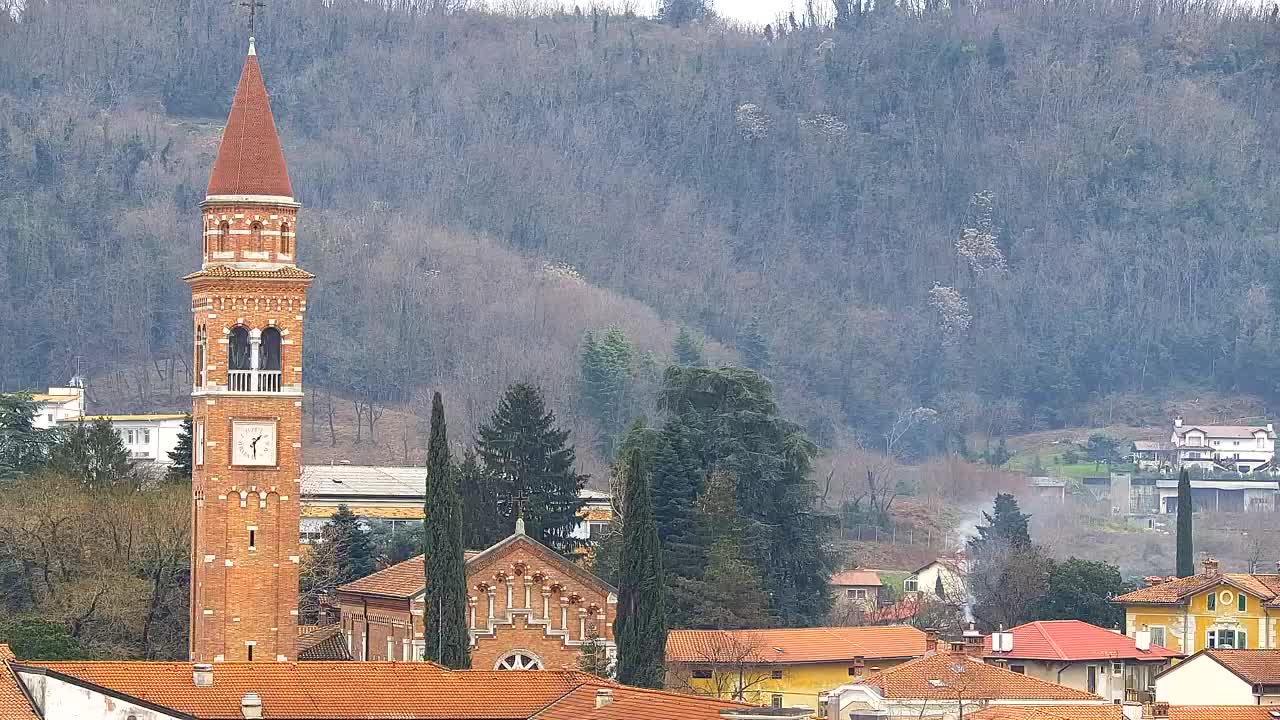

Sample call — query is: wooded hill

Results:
[3,0,1280,468]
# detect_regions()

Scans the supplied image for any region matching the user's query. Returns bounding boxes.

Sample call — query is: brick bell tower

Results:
[187,37,311,663]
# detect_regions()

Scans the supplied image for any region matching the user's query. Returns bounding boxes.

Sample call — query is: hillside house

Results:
[1171,417,1276,474]
[830,569,883,608]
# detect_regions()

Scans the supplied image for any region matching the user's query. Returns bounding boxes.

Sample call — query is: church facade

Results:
[336,523,617,671]
[187,38,310,663]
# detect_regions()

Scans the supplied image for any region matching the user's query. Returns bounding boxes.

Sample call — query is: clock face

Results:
[232,420,277,466]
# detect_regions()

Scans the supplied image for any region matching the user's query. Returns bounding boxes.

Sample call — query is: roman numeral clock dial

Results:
[232,420,277,466]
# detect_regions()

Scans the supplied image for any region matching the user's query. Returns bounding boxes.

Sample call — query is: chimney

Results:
[193,663,213,687]
[595,689,613,709]
[962,622,983,656]
[240,692,263,720]
[1203,558,1220,576]
[1120,701,1144,720]
[1144,575,1166,587]
[924,628,939,653]
[1174,416,1183,429]
[1136,629,1152,652]
[1149,702,1170,720]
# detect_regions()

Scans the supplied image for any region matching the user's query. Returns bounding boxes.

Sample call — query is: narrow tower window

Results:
[250,222,263,252]
[228,326,251,370]
[280,222,291,255]
[218,221,230,252]
[195,325,208,388]
[249,529,256,550]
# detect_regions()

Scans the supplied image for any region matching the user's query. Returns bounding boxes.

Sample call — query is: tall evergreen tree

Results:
[580,329,634,457]
[970,492,1032,551]
[324,504,377,585]
[1176,469,1194,578]
[423,392,470,668]
[47,418,134,489]
[614,441,665,688]
[457,447,505,550]
[671,327,705,367]
[476,383,587,555]
[737,316,770,371]
[0,392,57,478]
[166,415,193,482]
[686,468,772,629]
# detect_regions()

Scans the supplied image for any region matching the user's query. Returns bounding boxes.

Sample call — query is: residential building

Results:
[1113,558,1280,654]
[59,413,187,465]
[904,556,967,600]
[981,620,1180,703]
[1153,649,1280,706]
[299,463,612,546]
[665,626,928,711]
[3,644,752,720]
[1131,441,1177,472]
[1170,417,1276,474]
[29,385,85,429]
[336,518,615,670]
[821,651,1107,720]
[830,569,882,608]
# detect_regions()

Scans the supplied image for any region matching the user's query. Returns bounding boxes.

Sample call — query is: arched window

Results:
[260,327,282,371]
[280,222,291,255]
[228,326,251,370]
[195,325,208,387]
[250,222,263,252]
[494,651,543,671]
[218,221,230,252]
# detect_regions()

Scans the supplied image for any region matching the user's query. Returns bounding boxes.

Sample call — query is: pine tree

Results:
[48,418,134,489]
[166,415,193,482]
[614,443,666,688]
[986,27,1009,68]
[580,329,633,456]
[1176,469,1194,578]
[0,392,57,478]
[737,316,770,371]
[688,468,772,629]
[476,383,587,555]
[324,504,377,585]
[671,327,705,367]
[422,393,471,668]
[970,492,1032,551]
[458,447,505,550]
[648,418,706,616]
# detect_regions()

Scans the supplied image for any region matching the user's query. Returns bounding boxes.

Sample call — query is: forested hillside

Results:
[3,0,1280,467]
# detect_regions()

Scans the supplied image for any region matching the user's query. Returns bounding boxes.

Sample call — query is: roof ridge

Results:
[1032,621,1070,660]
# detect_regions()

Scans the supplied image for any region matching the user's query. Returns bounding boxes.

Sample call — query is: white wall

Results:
[17,670,184,720]
[1154,654,1255,705]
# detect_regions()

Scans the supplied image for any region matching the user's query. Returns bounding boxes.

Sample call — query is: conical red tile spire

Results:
[206,38,294,199]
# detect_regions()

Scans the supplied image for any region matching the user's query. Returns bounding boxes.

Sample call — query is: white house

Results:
[58,414,187,465]
[30,386,85,430]
[1154,648,1280,706]
[1171,417,1276,474]
[904,556,967,600]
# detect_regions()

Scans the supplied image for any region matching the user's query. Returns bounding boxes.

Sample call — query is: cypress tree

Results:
[1176,469,1194,578]
[614,442,666,688]
[934,574,945,598]
[476,383,587,555]
[423,392,470,668]
[166,415,193,482]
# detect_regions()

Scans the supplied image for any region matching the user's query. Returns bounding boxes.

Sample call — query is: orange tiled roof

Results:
[859,653,1100,701]
[982,620,1181,661]
[1200,649,1280,684]
[665,625,926,664]
[533,683,748,720]
[0,645,38,720]
[10,659,739,720]
[184,266,315,281]
[296,624,351,661]
[1168,707,1280,720]
[967,706,1125,720]
[339,554,428,598]
[831,569,883,587]
[206,42,294,198]
[1114,572,1280,606]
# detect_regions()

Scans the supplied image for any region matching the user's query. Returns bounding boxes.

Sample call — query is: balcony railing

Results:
[228,370,283,393]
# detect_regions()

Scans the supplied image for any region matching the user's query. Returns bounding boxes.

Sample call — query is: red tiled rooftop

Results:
[1201,648,1280,684]
[534,683,747,720]
[968,706,1125,720]
[983,620,1181,662]
[206,42,294,199]
[859,653,1101,701]
[1168,707,1280,720]
[0,646,38,720]
[665,626,927,664]
[338,551,482,599]
[831,569,883,587]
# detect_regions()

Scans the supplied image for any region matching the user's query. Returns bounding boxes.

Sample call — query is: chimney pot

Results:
[1144,575,1166,587]
[924,627,939,653]
[595,688,613,709]
[1203,558,1220,576]
[240,692,263,720]
[1175,416,1183,428]
[193,663,213,687]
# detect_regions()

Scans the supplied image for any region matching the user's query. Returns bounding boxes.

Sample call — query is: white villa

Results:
[1170,417,1276,474]
[58,414,188,465]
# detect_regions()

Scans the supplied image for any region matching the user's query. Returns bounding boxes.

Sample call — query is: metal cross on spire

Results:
[512,490,529,535]
[239,0,265,36]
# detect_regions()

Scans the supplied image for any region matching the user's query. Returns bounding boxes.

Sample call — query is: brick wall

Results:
[201,204,299,264]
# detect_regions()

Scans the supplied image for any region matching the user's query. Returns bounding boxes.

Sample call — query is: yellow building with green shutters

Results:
[1114,558,1280,655]
[664,626,929,711]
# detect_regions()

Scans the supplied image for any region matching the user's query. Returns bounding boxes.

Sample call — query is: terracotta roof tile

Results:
[967,705,1125,720]
[859,653,1100,701]
[206,43,294,198]
[831,569,883,587]
[0,645,38,720]
[296,625,352,661]
[1114,572,1280,606]
[533,683,747,720]
[982,620,1181,661]
[1202,649,1280,684]
[1167,707,1280,720]
[338,554,427,598]
[665,626,927,664]
[184,265,315,281]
